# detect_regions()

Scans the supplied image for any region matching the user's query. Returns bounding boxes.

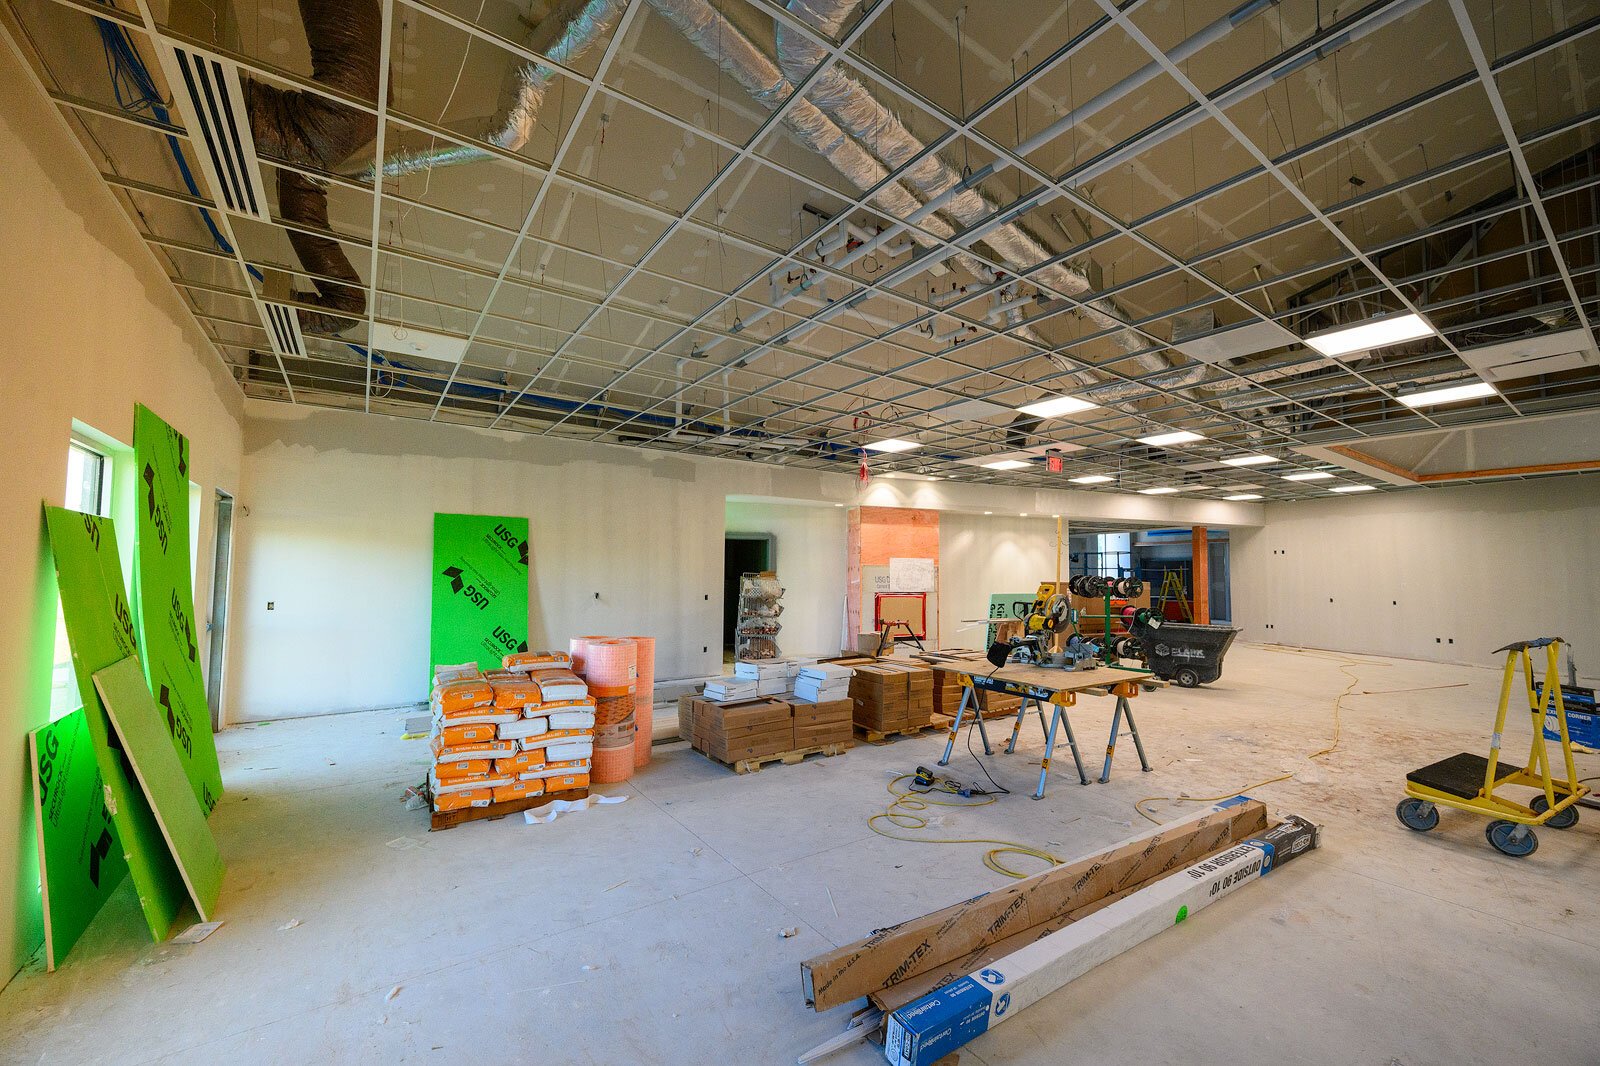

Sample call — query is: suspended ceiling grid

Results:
[3,0,1599,500]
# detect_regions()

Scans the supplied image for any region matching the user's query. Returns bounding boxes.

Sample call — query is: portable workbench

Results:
[930,661,1158,798]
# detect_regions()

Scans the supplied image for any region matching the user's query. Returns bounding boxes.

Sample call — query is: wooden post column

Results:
[1191,526,1210,624]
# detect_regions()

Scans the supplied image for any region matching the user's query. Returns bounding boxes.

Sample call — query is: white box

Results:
[884,818,1319,1066]
[799,664,854,683]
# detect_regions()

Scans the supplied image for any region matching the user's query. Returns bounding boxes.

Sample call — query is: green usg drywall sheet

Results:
[45,506,188,942]
[133,404,223,815]
[429,513,530,679]
[94,656,223,921]
[28,709,127,970]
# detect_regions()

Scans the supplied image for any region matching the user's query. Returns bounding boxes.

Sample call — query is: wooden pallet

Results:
[429,786,589,831]
[854,722,939,745]
[695,741,851,774]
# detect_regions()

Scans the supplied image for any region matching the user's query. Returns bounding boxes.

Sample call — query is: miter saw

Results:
[986,582,1098,669]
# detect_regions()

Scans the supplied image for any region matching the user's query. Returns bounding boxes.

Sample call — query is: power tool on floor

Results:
[909,764,994,797]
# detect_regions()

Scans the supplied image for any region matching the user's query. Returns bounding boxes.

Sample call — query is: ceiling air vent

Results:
[158,43,269,220]
[1458,328,1596,382]
[261,301,306,358]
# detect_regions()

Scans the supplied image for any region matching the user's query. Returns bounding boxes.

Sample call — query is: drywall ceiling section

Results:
[1300,406,1600,484]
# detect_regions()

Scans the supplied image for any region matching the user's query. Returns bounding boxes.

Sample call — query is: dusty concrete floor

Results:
[3,644,1596,1064]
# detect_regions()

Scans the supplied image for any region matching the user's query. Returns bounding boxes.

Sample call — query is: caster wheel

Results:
[1530,794,1579,829]
[1174,667,1200,688]
[1396,798,1439,832]
[1486,820,1538,857]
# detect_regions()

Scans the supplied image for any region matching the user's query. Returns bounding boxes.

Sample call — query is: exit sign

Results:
[1046,454,1064,473]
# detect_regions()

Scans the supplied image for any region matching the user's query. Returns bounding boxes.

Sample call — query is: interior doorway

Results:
[723,534,774,653]
[206,490,234,730]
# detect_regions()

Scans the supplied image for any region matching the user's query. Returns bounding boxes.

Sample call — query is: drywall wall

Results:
[0,41,244,985]
[1232,475,1600,673]
[724,501,847,656]
[937,513,1064,648]
[231,403,862,721]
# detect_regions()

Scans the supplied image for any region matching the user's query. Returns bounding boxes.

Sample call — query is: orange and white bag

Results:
[435,722,498,748]
[429,767,511,795]
[491,677,543,709]
[433,679,493,714]
[541,773,589,792]
[492,779,546,803]
[503,651,572,672]
[431,701,520,728]
[495,749,547,776]
[517,758,590,781]
[531,670,588,702]
[499,716,548,742]
[433,758,492,781]
[547,708,596,731]
[433,788,493,813]
[432,662,481,687]
[430,737,517,763]
[517,727,591,753]
[546,739,593,763]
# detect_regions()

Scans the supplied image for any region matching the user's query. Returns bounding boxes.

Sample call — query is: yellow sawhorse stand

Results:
[932,662,1155,799]
[1398,637,1590,857]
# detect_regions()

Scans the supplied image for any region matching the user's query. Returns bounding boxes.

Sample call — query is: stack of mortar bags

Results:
[428,663,520,812]
[499,651,595,793]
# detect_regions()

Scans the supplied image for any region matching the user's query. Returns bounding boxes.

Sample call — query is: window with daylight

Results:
[48,438,113,720]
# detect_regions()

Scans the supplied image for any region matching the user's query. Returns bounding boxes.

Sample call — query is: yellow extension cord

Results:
[868,774,1063,879]
[867,646,1365,872]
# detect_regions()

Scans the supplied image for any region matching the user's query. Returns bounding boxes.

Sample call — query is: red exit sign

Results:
[1046,454,1064,473]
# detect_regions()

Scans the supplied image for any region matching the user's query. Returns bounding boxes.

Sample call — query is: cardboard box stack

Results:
[931,669,1021,719]
[678,692,850,766]
[426,653,593,815]
[849,661,935,734]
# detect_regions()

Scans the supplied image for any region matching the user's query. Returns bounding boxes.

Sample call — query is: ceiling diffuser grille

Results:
[159,43,269,220]
[261,301,306,358]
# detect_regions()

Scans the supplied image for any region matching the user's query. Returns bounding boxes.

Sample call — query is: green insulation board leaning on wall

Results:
[429,513,531,681]
[27,709,127,970]
[93,656,223,922]
[132,403,222,814]
[45,507,188,943]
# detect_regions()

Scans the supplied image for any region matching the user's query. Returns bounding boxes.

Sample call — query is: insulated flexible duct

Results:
[246,0,382,335]
[275,170,367,335]
[776,0,1165,369]
[365,0,629,178]
[645,0,989,275]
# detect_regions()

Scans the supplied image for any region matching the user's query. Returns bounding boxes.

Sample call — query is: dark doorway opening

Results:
[724,535,774,652]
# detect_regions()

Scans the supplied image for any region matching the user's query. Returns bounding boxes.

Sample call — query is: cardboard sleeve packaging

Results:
[800,797,1270,1011]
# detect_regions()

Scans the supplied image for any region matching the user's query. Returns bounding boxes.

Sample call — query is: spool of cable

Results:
[592,735,634,783]
[626,636,656,768]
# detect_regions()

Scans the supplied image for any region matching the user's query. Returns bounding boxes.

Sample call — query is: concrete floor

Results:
[3,644,1596,1064]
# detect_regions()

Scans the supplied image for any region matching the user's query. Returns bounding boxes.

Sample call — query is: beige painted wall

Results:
[724,500,849,657]
[937,513,1064,648]
[230,403,863,721]
[1232,476,1600,675]
[0,42,245,984]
